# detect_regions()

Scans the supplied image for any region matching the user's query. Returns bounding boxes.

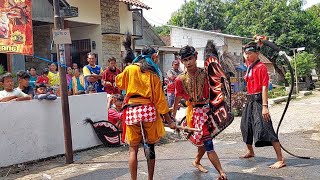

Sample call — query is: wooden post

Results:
[53,0,73,164]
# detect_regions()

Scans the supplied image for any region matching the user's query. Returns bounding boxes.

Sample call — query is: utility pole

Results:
[53,0,73,164]
[293,50,299,94]
[292,47,305,95]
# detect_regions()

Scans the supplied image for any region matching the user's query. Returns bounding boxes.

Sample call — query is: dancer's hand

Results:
[168,121,177,129]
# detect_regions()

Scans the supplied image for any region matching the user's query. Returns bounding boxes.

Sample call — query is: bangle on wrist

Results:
[262,104,268,106]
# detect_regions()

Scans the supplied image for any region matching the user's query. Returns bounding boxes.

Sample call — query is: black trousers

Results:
[240,94,279,147]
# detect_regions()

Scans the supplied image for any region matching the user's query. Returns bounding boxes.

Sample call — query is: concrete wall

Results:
[163,54,175,75]
[170,27,243,67]
[119,2,133,35]
[171,28,225,49]
[0,93,108,167]
[225,38,243,56]
[66,0,101,25]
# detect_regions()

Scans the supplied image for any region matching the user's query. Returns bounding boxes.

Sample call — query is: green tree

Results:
[306,3,320,72]
[292,52,316,78]
[286,52,316,87]
[223,0,320,85]
[169,1,200,29]
[153,25,170,36]
[169,0,225,31]
[165,0,320,81]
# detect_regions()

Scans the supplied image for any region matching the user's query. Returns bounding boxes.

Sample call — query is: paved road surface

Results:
[2,92,320,180]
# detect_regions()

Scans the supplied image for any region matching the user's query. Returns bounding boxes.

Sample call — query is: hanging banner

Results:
[0,0,33,55]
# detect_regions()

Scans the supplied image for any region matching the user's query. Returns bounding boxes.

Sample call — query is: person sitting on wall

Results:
[34,83,57,100]
[86,85,97,94]
[0,73,32,102]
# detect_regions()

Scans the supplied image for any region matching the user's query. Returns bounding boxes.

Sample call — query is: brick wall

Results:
[102,35,121,68]
[100,0,122,69]
[101,0,120,34]
[25,25,52,73]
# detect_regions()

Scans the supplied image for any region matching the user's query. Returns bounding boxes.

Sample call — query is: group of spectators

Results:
[0,64,61,102]
[0,51,182,133]
[0,52,124,102]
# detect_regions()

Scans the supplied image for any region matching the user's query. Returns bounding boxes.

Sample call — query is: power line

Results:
[144,15,167,26]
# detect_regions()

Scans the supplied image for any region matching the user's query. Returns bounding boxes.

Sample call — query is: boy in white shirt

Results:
[0,73,31,102]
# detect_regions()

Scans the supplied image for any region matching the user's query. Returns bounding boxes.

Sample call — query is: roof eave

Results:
[119,0,151,10]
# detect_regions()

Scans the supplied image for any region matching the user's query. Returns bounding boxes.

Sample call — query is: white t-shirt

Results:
[0,89,29,99]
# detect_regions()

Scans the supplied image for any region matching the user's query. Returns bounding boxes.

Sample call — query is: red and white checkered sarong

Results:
[125,103,157,125]
[183,106,210,146]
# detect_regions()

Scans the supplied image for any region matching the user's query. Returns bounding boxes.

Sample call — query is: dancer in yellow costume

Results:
[116,44,176,180]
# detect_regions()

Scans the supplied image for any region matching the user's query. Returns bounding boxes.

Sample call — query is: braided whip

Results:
[255,36,311,159]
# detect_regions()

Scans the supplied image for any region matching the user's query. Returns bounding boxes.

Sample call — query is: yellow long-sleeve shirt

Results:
[48,71,60,86]
[115,64,169,115]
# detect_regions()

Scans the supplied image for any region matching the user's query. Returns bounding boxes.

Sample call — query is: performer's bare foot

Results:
[269,160,286,169]
[192,161,208,173]
[239,152,255,158]
[217,171,227,180]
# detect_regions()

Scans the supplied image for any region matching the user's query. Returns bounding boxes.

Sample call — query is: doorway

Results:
[71,39,92,68]
[0,53,8,72]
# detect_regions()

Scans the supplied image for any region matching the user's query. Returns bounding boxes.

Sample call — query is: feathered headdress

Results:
[122,33,135,64]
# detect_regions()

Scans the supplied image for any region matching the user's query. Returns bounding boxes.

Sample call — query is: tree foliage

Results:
[159,0,320,76]
[292,52,316,77]
[168,0,225,31]
[153,25,170,36]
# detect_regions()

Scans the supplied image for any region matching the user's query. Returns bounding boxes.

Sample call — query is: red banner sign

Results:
[0,0,33,55]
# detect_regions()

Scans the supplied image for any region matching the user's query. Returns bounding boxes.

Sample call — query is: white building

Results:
[168,25,245,69]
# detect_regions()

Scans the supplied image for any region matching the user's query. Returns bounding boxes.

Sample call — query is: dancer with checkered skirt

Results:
[172,45,227,180]
[115,43,176,180]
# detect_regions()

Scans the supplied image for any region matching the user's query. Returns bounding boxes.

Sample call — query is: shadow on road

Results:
[226,172,285,180]
[77,157,197,165]
[227,156,320,168]
[66,168,128,180]
[175,171,284,180]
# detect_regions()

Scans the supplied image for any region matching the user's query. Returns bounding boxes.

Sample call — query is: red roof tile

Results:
[119,0,151,10]
[160,35,171,46]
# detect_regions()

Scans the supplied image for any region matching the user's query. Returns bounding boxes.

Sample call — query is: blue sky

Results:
[143,0,320,26]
